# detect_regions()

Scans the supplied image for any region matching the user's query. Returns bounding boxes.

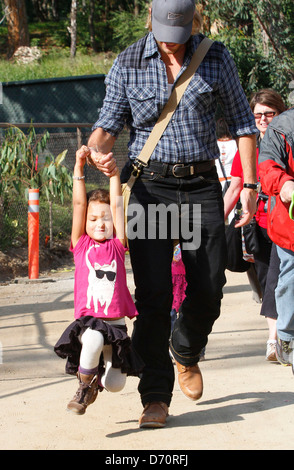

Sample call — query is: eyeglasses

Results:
[254,111,276,120]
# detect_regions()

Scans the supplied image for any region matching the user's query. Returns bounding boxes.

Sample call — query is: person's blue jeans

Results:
[126,165,227,407]
[276,246,294,341]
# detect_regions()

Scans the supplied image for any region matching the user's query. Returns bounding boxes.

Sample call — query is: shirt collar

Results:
[143,33,160,59]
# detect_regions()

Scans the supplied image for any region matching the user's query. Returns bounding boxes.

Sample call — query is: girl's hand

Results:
[75,145,90,168]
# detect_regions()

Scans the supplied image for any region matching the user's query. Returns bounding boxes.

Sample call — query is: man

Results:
[259,107,294,370]
[88,0,257,428]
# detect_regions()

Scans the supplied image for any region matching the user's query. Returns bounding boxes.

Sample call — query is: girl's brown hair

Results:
[86,189,110,205]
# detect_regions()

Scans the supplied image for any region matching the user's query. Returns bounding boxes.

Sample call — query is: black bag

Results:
[226,216,251,272]
[242,217,259,255]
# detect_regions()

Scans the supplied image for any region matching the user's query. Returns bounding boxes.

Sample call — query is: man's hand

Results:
[88,147,118,177]
[234,188,257,227]
[280,180,294,204]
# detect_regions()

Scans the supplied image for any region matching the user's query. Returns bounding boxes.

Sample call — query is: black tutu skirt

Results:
[54,316,144,377]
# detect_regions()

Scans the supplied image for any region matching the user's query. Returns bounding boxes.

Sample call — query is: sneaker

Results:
[275,338,293,366]
[266,340,277,362]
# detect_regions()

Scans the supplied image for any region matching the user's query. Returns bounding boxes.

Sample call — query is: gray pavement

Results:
[0,258,294,451]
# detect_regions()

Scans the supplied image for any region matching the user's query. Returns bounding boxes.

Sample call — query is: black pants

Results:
[252,224,279,319]
[254,224,273,295]
[126,165,227,407]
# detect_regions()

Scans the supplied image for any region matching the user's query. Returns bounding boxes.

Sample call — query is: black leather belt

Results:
[144,160,215,178]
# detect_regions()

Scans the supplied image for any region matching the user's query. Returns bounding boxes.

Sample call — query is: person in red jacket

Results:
[259,107,294,371]
[224,89,287,361]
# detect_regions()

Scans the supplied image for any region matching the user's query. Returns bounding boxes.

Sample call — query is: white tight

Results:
[79,326,127,393]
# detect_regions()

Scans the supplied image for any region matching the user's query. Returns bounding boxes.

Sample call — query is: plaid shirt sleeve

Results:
[218,47,257,138]
[93,58,131,137]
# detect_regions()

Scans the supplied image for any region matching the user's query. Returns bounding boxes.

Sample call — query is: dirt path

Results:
[1,260,294,451]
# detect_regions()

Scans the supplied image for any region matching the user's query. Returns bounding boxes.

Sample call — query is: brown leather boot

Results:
[139,402,169,428]
[175,359,203,401]
[67,373,99,415]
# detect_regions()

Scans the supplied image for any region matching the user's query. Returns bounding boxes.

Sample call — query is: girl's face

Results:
[253,103,277,138]
[86,201,113,242]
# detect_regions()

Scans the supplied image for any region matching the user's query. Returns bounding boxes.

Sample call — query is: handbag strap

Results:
[217,155,228,181]
[135,37,214,167]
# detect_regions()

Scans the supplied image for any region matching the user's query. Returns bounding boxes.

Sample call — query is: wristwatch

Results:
[243,182,261,192]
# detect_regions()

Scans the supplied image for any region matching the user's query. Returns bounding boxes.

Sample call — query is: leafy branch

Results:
[0,125,73,203]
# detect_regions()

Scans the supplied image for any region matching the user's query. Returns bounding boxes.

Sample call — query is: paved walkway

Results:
[0,260,293,451]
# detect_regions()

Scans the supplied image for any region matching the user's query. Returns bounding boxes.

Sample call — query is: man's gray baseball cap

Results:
[152,0,195,44]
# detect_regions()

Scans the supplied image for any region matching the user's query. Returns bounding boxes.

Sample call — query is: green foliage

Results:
[0,126,73,203]
[0,1,293,102]
[0,48,115,81]
[0,193,73,250]
[203,0,294,103]
[109,9,148,52]
[69,1,149,53]
[0,195,28,249]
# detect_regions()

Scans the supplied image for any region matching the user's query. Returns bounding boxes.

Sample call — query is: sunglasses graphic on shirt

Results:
[95,269,116,282]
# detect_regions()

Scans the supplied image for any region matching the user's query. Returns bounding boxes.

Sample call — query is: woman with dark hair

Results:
[224,89,287,362]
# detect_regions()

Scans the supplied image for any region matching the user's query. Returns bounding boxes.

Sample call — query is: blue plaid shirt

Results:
[93,33,257,164]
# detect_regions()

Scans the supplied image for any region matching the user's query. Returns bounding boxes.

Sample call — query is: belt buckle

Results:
[172,163,194,178]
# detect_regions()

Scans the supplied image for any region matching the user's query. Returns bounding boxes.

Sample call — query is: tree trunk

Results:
[31,0,58,21]
[88,0,98,52]
[134,0,139,17]
[51,0,58,20]
[4,0,30,57]
[70,0,78,58]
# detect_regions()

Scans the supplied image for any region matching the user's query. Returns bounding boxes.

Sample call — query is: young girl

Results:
[171,244,187,319]
[171,244,206,360]
[54,145,143,415]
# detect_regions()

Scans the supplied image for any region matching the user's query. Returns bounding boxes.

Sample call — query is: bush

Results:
[0,194,73,250]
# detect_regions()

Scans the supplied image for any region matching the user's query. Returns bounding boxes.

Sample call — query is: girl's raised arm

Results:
[71,146,90,248]
[109,166,126,247]
[87,148,125,246]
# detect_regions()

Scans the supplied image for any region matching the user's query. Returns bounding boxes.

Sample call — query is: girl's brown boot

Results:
[67,372,99,415]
